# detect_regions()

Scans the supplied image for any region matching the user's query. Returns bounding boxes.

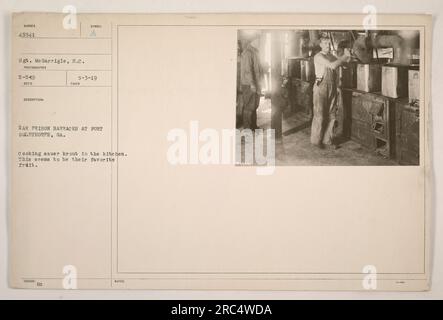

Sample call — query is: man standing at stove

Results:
[311,35,351,148]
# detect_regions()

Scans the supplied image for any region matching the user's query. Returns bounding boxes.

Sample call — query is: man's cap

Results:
[319,32,331,42]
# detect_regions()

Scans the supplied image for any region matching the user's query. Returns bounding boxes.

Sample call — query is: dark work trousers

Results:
[310,67,338,146]
[242,85,260,129]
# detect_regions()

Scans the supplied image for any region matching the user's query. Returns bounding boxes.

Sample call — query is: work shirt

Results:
[314,51,338,80]
[240,44,262,89]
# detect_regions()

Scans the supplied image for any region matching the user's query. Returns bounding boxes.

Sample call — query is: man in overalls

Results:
[240,34,262,130]
[311,36,351,148]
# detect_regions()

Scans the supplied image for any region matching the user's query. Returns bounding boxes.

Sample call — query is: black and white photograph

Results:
[236,29,421,166]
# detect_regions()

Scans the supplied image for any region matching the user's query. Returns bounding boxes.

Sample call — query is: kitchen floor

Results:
[240,97,397,166]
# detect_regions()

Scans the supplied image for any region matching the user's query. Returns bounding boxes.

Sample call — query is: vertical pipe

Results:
[309,30,320,47]
[288,30,303,58]
[271,30,283,138]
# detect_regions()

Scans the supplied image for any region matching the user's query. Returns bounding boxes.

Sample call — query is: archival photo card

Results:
[9,13,431,291]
